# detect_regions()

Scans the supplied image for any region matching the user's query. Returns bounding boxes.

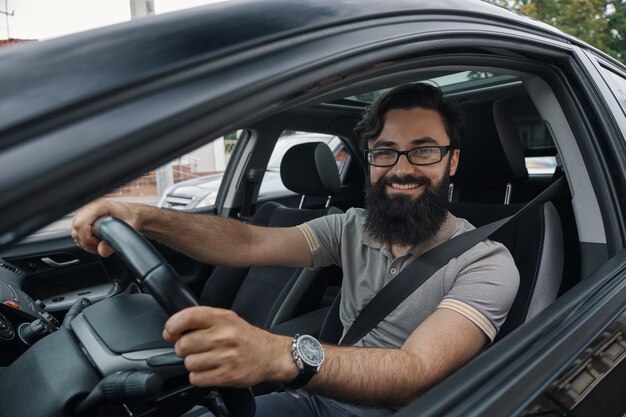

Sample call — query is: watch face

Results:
[297,335,324,367]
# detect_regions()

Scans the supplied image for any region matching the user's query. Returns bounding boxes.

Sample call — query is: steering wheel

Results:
[92,216,255,417]
[93,216,199,315]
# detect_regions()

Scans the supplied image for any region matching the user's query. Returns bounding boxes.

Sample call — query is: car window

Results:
[256,131,350,202]
[32,132,238,235]
[345,72,557,176]
[516,118,557,175]
[600,67,626,114]
[264,130,348,174]
[156,132,239,210]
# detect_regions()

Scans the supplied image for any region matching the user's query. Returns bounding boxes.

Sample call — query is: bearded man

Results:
[72,83,519,417]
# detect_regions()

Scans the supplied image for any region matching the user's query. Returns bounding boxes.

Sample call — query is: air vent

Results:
[0,262,24,277]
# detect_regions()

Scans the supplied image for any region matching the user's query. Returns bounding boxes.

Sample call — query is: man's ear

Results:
[449,149,460,176]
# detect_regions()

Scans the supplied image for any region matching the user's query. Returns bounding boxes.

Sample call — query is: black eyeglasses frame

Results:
[364,145,452,167]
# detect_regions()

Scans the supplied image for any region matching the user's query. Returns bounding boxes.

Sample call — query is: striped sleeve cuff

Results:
[296,224,319,253]
[438,298,497,342]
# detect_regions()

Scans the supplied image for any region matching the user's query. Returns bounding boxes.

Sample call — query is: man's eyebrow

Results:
[410,137,439,146]
[370,140,396,149]
[370,137,439,149]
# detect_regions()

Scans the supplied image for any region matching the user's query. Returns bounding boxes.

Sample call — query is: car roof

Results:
[0,0,577,139]
[0,0,619,245]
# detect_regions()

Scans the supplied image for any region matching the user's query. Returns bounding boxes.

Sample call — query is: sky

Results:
[0,0,227,40]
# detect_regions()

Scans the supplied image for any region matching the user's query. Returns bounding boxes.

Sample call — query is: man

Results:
[72,83,519,417]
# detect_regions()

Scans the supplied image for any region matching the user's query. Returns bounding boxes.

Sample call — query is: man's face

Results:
[368,107,459,196]
[364,107,460,247]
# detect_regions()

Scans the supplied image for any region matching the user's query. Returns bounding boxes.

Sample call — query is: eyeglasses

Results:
[364,146,451,167]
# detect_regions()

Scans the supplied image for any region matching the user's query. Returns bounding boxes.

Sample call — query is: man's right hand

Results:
[71,199,142,257]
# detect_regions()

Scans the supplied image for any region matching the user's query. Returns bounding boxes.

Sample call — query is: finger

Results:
[188,369,223,388]
[183,350,222,373]
[188,366,250,388]
[174,328,223,357]
[97,241,115,257]
[72,221,101,253]
[164,307,224,340]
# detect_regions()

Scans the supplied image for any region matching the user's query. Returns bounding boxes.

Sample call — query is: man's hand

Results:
[72,199,141,257]
[163,306,298,388]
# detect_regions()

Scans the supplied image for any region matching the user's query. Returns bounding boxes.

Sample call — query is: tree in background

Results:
[607,0,626,61]
[486,0,625,62]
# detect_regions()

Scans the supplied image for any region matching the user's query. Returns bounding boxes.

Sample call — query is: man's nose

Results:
[391,153,418,175]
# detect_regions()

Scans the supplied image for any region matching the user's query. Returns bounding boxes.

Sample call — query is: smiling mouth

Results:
[389,183,423,190]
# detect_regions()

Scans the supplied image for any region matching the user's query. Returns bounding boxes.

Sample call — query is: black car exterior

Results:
[0,1,624,416]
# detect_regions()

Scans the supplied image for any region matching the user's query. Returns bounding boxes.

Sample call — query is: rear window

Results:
[516,118,557,175]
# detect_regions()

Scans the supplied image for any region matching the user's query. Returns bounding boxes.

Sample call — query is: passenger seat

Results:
[451,97,565,338]
[199,142,343,331]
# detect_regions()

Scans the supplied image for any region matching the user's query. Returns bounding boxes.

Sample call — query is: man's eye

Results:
[376,150,396,157]
[411,148,435,156]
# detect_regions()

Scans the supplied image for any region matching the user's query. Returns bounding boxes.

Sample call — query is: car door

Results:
[0,162,223,316]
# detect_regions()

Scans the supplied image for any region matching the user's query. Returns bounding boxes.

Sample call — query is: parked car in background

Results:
[0,1,625,416]
[158,133,348,210]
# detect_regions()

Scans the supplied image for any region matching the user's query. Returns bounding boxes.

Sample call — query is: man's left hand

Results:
[163,306,297,387]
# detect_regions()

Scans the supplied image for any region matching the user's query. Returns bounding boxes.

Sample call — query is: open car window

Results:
[32,132,239,235]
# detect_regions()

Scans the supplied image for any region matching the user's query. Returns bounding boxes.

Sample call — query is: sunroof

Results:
[345,71,504,103]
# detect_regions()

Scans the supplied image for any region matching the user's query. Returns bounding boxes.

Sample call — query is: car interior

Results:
[0,63,608,415]
[205,68,588,345]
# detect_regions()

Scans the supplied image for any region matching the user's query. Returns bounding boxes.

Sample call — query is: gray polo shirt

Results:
[296,208,519,416]
[298,208,519,347]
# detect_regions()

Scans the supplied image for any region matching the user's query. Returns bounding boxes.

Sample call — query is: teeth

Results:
[390,183,420,190]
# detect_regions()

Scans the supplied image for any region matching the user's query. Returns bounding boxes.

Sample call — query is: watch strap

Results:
[284,334,322,390]
[284,366,317,390]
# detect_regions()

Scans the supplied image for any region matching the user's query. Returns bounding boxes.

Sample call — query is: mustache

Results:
[378,175,432,187]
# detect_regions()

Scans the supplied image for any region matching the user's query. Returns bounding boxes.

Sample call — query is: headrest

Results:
[493,99,529,180]
[280,142,341,196]
[452,100,528,185]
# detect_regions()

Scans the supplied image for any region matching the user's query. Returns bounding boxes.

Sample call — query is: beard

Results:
[364,169,450,248]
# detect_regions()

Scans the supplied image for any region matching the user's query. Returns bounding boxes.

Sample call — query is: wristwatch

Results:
[284,334,325,389]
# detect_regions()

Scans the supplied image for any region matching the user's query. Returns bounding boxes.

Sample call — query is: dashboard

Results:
[0,260,59,365]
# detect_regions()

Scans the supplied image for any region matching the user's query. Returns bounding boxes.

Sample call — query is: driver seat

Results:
[199,142,343,330]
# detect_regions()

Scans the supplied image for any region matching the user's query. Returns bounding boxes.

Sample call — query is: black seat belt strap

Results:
[238,168,264,222]
[339,176,567,346]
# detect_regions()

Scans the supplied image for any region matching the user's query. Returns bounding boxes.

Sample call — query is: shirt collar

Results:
[361,212,457,258]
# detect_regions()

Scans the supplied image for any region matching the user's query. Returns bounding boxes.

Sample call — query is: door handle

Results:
[41,257,80,268]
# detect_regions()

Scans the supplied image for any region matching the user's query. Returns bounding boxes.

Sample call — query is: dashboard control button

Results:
[0,313,14,341]
[2,300,20,310]
[42,312,59,328]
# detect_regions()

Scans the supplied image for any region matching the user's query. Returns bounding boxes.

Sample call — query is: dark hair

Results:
[354,83,464,150]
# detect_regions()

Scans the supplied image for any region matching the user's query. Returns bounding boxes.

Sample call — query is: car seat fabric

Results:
[200,142,343,330]
[449,201,564,340]
[450,97,564,338]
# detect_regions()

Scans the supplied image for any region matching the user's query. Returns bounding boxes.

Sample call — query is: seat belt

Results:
[339,176,567,346]
[238,168,264,222]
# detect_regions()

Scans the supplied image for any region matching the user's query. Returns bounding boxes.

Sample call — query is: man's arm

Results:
[307,308,487,405]
[71,199,312,268]
[164,306,488,407]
